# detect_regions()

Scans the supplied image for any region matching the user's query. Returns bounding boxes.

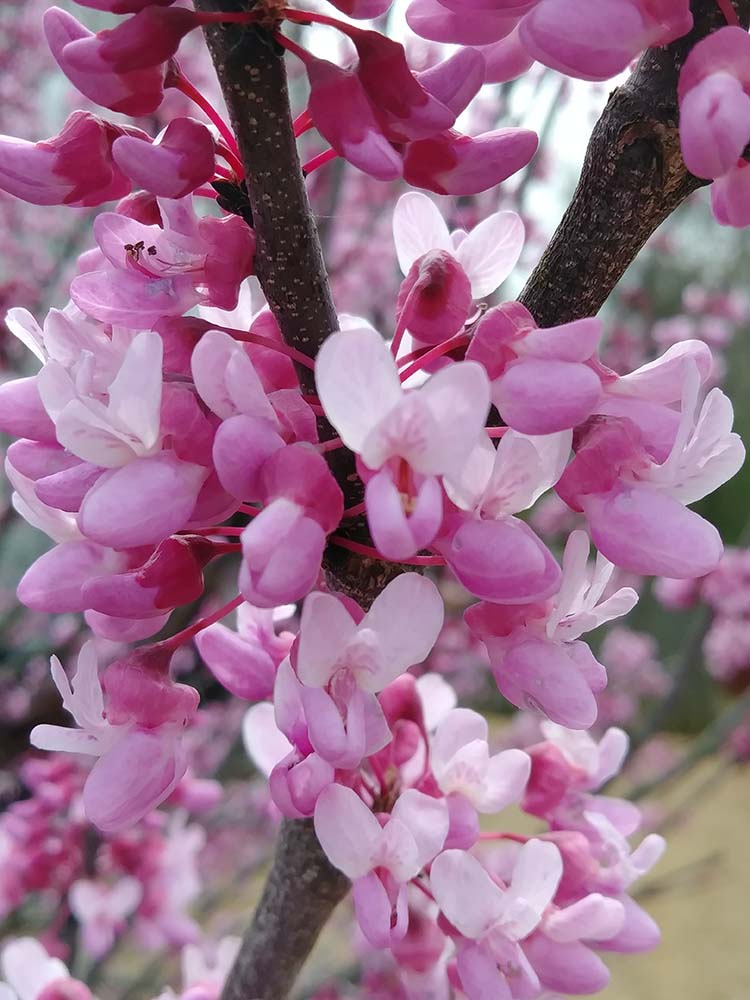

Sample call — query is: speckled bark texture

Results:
[519,0,750,326]
[194,0,338,397]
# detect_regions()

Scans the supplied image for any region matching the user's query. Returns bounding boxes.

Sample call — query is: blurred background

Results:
[0,2,748,997]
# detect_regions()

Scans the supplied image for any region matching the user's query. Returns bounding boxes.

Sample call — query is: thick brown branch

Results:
[519,0,750,326]
[220,819,349,1000]
[194,1,337,396]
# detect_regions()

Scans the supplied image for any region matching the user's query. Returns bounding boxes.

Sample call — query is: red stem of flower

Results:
[293,108,314,137]
[275,31,310,63]
[342,501,367,519]
[239,504,262,516]
[485,426,508,438]
[217,324,317,371]
[283,7,352,33]
[716,0,740,25]
[328,535,446,566]
[302,147,339,174]
[398,334,472,381]
[318,436,344,452]
[162,593,245,650]
[173,73,243,173]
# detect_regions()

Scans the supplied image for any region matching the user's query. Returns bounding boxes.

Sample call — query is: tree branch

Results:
[220,818,349,1000]
[194,1,337,397]
[519,0,750,326]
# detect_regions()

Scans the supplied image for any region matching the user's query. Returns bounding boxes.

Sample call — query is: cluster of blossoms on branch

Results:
[0,0,747,998]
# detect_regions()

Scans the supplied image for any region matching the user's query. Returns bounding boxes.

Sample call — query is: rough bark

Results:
[194,0,337,397]
[192,2,749,998]
[220,819,349,1000]
[519,0,750,326]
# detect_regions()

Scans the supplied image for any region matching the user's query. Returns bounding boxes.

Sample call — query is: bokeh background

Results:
[0,2,748,997]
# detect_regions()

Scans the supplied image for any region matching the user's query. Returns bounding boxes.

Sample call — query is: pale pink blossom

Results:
[467,531,638,728]
[294,574,443,767]
[430,839,562,999]
[315,783,449,948]
[316,324,490,559]
[437,429,568,602]
[30,643,198,832]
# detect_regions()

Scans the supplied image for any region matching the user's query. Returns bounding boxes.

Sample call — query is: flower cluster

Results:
[0,0,746,997]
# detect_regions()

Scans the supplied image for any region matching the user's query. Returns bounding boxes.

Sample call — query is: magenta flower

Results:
[112,118,216,200]
[294,574,443,767]
[316,324,490,559]
[0,112,140,207]
[560,361,745,578]
[466,302,604,435]
[393,192,525,345]
[196,602,294,702]
[436,429,568,602]
[239,444,343,608]
[519,0,692,81]
[30,644,198,832]
[467,530,638,728]
[44,6,169,117]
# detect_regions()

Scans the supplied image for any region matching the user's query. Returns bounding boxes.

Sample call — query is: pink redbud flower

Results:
[519,0,693,81]
[561,361,745,578]
[402,126,539,196]
[393,192,525,344]
[437,429,568,602]
[467,531,638,728]
[239,444,343,608]
[430,839,562,999]
[60,6,202,75]
[314,783,449,948]
[245,666,337,818]
[36,330,163,468]
[294,574,443,767]
[678,27,750,179]
[0,938,93,1000]
[0,112,142,208]
[44,7,169,117]
[30,643,198,832]
[406,0,524,47]
[196,602,294,702]
[711,160,750,227]
[466,302,604,435]
[430,708,531,814]
[112,118,216,200]
[522,892,626,995]
[316,324,490,559]
[72,199,255,326]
